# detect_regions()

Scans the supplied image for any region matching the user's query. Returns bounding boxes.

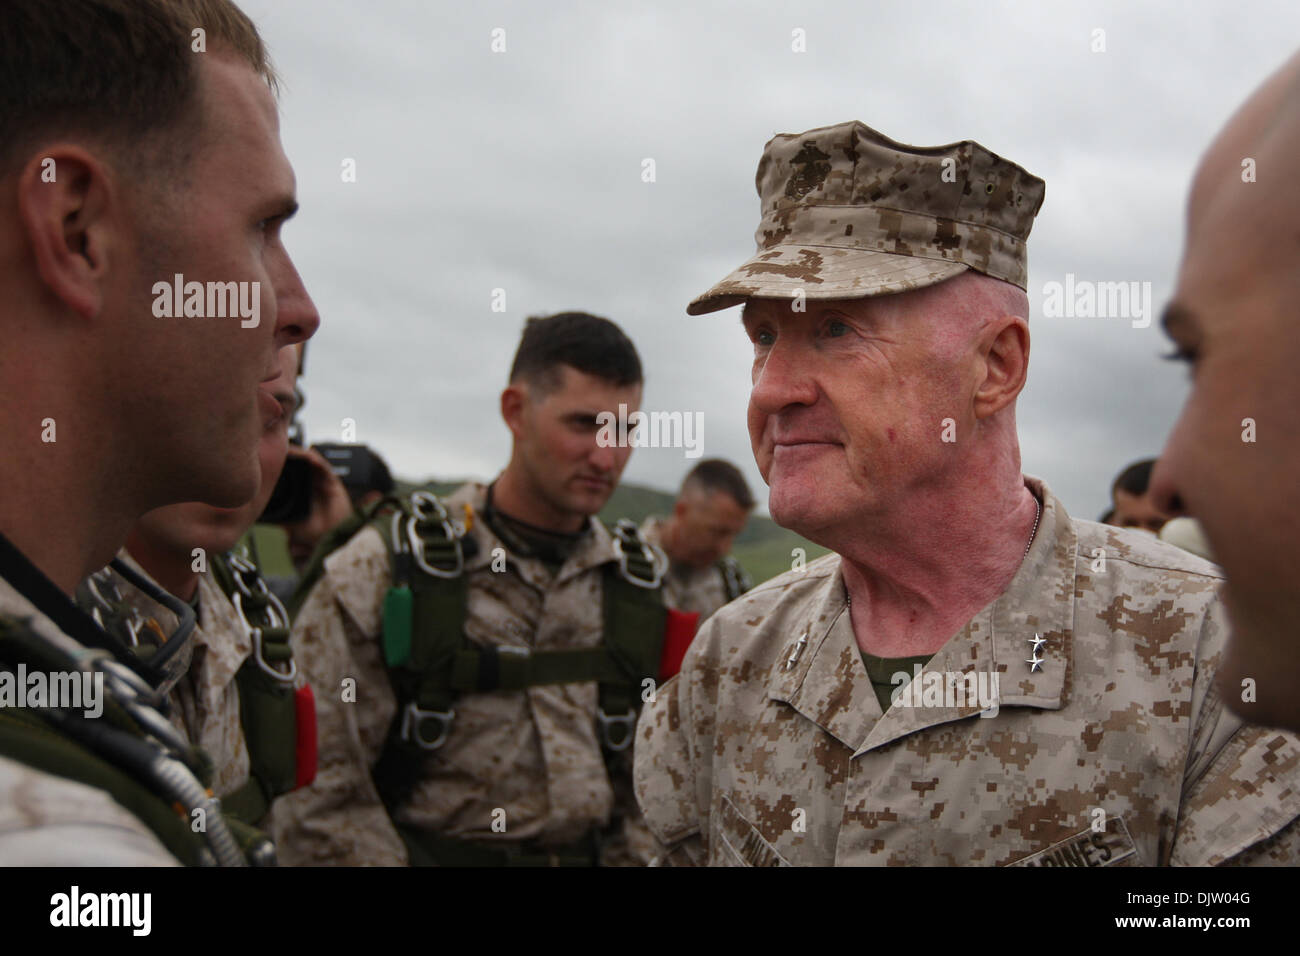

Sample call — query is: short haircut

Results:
[681,458,755,511]
[508,312,643,396]
[1112,458,1157,499]
[1098,507,1115,524]
[0,0,276,178]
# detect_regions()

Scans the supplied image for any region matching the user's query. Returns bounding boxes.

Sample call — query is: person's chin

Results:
[569,480,613,513]
[205,449,262,511]
[767,477,828,536]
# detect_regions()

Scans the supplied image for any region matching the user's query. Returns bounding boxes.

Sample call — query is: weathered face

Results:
[1110,488,1169,535]
[1150,62,1300,730]
[511,365,642,524]
[673,491,751,568]
[741,284,977,540]
[133,345,298,560]
[122,52,317,510]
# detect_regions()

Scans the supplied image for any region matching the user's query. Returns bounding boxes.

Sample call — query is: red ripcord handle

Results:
[294,683,318,789]
[657,608,701,683]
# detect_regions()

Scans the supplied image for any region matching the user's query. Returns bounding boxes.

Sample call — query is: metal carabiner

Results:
[611,520,666,590]
[406,491,464,579]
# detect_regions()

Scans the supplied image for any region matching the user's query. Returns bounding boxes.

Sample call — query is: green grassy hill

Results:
[250,478,830,585]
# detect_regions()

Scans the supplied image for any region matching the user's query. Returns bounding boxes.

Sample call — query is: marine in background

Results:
[1105,458,1169,535]
[640,458,754,627]
[273,312,680,866]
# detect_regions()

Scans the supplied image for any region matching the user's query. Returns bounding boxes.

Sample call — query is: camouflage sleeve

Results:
[634,622,720,866]
[1219,816,1300,866]
[0,755,181,866]
[270,563,408,866]
[1169,597,1300,865]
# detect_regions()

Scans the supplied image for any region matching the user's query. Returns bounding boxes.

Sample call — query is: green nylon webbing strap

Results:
[376,503,466,716]
[598,562,667,723]
[0,708,204,866]
[447,645,623,691]
[220,773,269,825]
[229,648,297,818]
[209,554,300,817]
[718,556,752,602]
[0,618,205,865]
[374,503,667,811]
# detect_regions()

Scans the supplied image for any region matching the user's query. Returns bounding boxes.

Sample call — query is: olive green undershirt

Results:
[860,650,935,714]
[482,483,587,577]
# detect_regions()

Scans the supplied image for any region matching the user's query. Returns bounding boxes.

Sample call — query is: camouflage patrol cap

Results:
[688,121,1046,315]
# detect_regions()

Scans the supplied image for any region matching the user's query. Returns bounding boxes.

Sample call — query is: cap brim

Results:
[687,244,968,315]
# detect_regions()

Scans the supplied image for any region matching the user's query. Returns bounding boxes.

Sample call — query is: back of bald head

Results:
[1190,50,1300,254]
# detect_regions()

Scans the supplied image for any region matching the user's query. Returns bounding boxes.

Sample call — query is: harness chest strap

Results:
[375,497,670,757]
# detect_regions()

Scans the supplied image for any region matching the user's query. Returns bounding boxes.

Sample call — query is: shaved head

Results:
[1151,49,1300,731]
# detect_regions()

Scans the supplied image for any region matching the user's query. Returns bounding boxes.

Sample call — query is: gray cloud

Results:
[239,0,1298,520]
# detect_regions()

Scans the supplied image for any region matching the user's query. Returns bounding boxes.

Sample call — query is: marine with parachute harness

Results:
[273,312,695,866]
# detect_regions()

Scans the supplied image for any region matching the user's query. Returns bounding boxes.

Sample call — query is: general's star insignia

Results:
[1025,655,1044,673]
[786,630,808,671]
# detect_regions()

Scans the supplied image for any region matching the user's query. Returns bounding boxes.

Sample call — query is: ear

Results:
[972,315,1029,420]
[672,497,688,521]
[500,383,527,440]
[16,145,116,321]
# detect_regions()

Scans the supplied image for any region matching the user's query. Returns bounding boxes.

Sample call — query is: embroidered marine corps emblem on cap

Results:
[688,120,1047,315]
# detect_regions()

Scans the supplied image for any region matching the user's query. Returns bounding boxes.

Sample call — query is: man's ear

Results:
[672,497,688,521]
[972,315,1030,420]
[500,383,527,439]
[16,145,116,321]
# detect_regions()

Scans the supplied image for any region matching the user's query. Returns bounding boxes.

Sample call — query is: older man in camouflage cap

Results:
[634,121,1300,866]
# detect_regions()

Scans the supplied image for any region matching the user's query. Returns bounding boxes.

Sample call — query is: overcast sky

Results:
[237,0,1298,522]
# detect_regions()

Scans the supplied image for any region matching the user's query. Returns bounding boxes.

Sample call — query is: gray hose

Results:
[146,752,246,868]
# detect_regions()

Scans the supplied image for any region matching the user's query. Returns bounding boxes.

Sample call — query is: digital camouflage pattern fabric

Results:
[93,558,255,801]
[0,576,178,865]
[635,477,1300,866]
[272,482,654,866]
[639,516,732,625]
[688,120,1046,315]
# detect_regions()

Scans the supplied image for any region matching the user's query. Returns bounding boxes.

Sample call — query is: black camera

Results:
[258,442,394,525]
[258,456,312,524]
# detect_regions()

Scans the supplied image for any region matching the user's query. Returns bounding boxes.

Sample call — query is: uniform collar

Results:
[767,475,1077,753]
[111,550,196,697]
[447,482,619,590]
[194,571,254,690]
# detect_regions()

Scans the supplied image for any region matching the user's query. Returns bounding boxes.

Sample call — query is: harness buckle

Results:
[401,701,456,750]
[251,625,298,685]
[596,707,637,752]
[611,519,666,590]
[404,491,464,579]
